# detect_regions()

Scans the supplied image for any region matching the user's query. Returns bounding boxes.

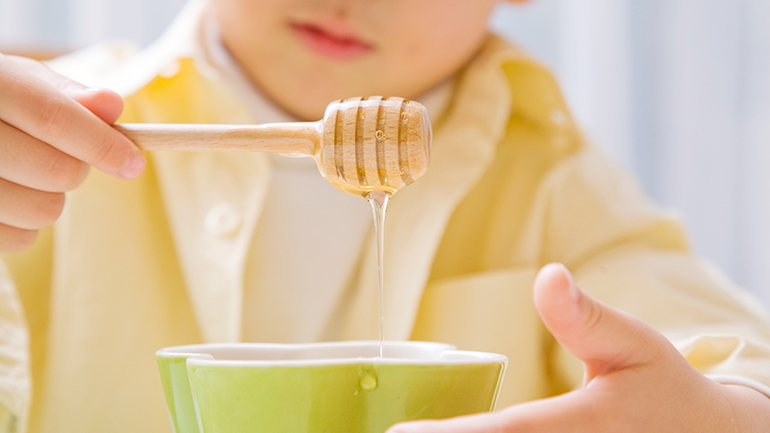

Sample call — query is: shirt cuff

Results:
[708,374,770,399]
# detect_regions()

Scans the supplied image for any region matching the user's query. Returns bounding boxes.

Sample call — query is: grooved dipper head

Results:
[317,96,431,196]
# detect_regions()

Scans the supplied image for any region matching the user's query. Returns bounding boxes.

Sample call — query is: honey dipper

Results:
[114,96,431,195]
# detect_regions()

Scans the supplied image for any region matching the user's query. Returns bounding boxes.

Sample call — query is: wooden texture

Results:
[316,96,431,195]
[115,97,431,194]
[114,123,319,155]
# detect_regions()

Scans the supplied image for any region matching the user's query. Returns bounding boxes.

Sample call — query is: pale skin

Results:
[388,264,770,432]
[0,55,145,253]
[0,0,769,429]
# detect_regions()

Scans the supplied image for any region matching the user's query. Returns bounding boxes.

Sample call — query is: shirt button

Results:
[550,109,570,128]
[205,202,242,236]
[159,60,181,78]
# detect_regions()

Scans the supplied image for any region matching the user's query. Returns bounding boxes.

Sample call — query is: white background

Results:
[492,0,770,307]
[2,0,769,306]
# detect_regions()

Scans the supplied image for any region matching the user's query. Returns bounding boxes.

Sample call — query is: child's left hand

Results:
[387,263,770,433]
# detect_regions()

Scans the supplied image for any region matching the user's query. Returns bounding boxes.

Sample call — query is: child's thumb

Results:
[63,86,124,125]
[533,263,677,385]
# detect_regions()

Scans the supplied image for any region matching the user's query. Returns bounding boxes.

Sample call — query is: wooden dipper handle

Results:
[114,97,431,195]
[113,122,320,155]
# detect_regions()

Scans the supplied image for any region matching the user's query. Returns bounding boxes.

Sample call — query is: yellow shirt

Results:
[2,1,770,432]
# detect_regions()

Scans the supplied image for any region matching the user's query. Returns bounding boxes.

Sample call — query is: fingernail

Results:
[119,152,146,179]
[557,263,580,303]
[79,86,101,94]
[64,86,99,98]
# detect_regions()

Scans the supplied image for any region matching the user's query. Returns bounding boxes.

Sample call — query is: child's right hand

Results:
[388,264,770,433]
[0,53,145,253]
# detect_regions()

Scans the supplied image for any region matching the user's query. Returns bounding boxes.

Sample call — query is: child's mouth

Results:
[290,21,373,61]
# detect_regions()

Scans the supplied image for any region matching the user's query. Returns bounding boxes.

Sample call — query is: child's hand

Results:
[388,263,770,433]
[0,53,145,253]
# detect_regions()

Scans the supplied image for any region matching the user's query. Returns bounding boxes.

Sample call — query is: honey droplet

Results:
[375,130,385,140]
[360,373,378,391]
[400,112,408,120]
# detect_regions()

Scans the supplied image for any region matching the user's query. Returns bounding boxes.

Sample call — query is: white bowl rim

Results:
[157,340,508,367]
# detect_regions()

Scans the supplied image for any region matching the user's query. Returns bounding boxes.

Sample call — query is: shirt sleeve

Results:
[0,260,30,433]
[554,249,770,392]
[709,375,770,399]
[539,147,770,392]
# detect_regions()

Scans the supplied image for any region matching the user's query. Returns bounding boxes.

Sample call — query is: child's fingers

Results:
[0,119,89,192]
[533,263,677,382]
[65,87,124,125]
[0,222,37,254]
[492,391,601,433]
[6,54,88,95]
[5,55,123,123]
[0,177,64,231]
[0,53,145,179]
[385,412,503,433]
[386,390,600,433]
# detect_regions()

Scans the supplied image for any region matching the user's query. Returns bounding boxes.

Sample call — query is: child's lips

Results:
[290,21,373,61]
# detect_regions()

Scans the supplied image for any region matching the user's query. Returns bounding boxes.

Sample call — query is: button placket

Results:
[205,202,242,237]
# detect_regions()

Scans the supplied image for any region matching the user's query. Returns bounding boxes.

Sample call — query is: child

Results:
[1,0,769,432]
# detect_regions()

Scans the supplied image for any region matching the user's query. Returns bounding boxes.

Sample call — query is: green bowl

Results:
[156,341,507,433]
